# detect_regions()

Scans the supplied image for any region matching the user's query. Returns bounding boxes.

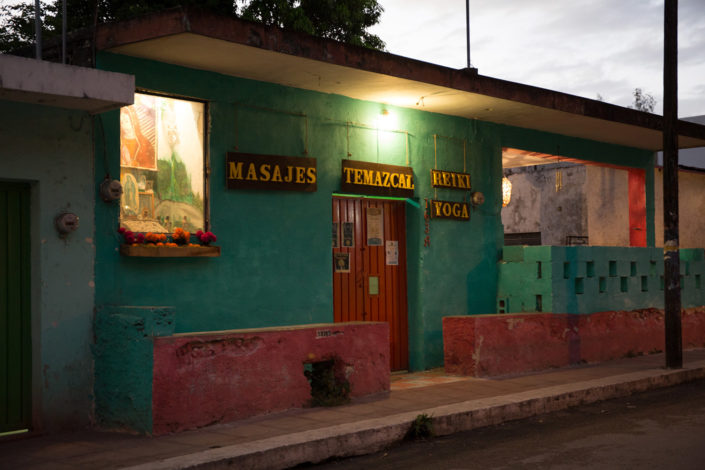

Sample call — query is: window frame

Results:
[119,89,211,233]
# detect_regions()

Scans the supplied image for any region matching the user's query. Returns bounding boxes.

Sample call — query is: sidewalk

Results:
[3,349,705,470]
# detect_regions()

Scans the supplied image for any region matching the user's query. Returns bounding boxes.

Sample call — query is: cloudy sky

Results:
[369,0,705,117]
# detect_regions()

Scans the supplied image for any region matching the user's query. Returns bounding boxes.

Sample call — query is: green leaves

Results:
[0,0,384,55]
[241,0,386,50]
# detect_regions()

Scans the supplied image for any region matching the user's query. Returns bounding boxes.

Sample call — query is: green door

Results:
[1,182,31,433]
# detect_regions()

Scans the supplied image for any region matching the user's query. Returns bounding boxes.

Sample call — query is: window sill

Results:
[120,244,221,258]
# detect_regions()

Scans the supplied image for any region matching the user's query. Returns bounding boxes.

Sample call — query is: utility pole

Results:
[62,0,67,64]
[465,0,471,68]
[663,0,682,369]
[34,0,42,59]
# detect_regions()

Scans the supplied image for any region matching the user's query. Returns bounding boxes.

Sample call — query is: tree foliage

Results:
[0,0,384,54]
[630,88,656,113]
[241,0,385,49]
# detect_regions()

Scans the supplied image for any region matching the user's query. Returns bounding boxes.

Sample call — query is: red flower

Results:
[196,231,217,245]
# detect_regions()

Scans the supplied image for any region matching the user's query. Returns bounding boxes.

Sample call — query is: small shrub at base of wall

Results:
[305,358,351,407]
[407,413,434,440]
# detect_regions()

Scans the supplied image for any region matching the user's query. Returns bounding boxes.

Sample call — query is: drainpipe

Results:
[663,0,682,369]
[34,0,42,59]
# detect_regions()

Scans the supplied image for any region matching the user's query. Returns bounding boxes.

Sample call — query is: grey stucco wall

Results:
[0,100,96,431]
[502,162,587,245]
[586,165,630,246]
[654,168,705,248]
[503,163,635,247]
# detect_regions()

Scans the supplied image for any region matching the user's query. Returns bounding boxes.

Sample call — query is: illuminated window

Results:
[119,93,206,233]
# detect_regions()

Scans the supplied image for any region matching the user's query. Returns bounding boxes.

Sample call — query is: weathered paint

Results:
[502,163,588,245]
[586,166,630,246]
[500,124,656,247]
[498,246,705,314]
[93,52,664,378]
[503,163,652,248]
[152,322,389,435]
[628,169,647,247]
[654,168,705,248]
[444,307,705,377]
[0,100,96,431]
[0,54,134,112]
[92,306,174,434]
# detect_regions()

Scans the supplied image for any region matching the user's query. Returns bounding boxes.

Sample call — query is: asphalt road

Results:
[302,379,705,470]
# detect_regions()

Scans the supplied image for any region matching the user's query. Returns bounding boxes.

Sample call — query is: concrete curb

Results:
[122,361,705,470]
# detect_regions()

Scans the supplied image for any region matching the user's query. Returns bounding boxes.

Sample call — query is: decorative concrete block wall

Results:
[498,246,705,314]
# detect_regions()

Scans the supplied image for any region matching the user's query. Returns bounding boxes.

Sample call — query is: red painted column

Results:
[628,168,647,247]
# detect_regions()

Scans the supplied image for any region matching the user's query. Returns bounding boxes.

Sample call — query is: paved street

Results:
[306,379,705,470]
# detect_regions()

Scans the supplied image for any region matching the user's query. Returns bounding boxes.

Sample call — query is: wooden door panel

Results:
[1,183,31,433]
[332,197,408,370]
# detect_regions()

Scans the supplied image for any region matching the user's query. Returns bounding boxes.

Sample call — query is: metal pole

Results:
[34,0,42,59]
[465,0,471,68]
[62,0,67,64]
[663,0,682,369]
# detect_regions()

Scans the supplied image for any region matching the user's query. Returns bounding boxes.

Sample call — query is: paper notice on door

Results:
[386,240,399,265]
[332,222,339,248]
[334,252,350,273]
[366,207,383,246]
[342,222,354,247]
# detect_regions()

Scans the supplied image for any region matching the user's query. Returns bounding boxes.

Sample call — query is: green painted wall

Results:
[92,306,174,434]
[499,245,705,313]
[0,100,96,431]
[95,53,659,372]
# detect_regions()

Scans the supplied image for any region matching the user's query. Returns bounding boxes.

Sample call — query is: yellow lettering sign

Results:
[246,163,257,181]
[307,167,317,183]
[260,164,271,182]
[229,161,244,180]
[343,167,354,184]
[431,169,471,191]
[430,200,470,220]
[226,152,317,192]
[271,165,283,182]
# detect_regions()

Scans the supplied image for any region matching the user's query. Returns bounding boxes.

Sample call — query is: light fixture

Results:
[471,191,485,206]
[377,109,397,131]
[502,176,512,207]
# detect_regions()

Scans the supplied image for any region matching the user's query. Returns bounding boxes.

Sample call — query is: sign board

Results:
[429,199,470,221]
[430,169,471,190]
[227,152,317,192]
[340,160,414,198]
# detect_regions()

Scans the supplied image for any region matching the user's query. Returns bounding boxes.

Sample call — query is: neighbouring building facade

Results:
[3,7,705,436]
[0,54,133,433]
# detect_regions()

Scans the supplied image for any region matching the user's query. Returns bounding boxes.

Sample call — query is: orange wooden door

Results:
[332,197,409,371]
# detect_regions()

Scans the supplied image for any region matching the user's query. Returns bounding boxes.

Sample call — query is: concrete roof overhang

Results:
[96,8,705,152]
[0,54,134,113]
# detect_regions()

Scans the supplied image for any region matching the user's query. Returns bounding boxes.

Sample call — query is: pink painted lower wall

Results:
[444,307,705,377]
[152,322,389,435]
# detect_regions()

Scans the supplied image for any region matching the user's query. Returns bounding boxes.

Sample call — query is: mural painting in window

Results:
[120,93,205,233]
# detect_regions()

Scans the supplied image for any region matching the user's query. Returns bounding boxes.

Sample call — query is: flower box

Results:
[120,244,221,258]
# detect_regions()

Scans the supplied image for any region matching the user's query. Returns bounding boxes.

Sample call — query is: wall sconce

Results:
[502,176,512,207]
[377,109,397,131]
[471,191,485,206]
